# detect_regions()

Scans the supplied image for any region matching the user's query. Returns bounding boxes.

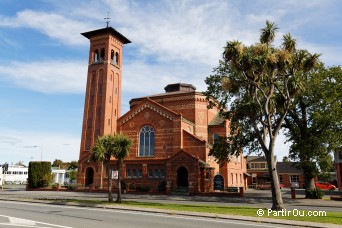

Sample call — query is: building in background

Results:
[0,165,28,185]
[246,156,305,189]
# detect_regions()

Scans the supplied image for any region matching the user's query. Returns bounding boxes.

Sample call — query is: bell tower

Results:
[78,27,131,167]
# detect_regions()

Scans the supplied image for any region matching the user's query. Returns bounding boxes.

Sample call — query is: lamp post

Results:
[34,146,43,161]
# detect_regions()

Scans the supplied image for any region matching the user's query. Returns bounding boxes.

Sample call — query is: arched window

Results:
[160,169,165,178]
[94,49,99,62]
[115,52,119,65]
[138,169,142,178]
[148,169,153,178]
[132,169,137,178]
[139,125,155,157]
[111,50,114,62]
[213,133,219,144]
[100,48,105,61]
[154,169,160,179]
[126,169,131,178]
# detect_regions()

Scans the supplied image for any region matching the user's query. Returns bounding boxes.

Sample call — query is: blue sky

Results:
[0,0,341,165]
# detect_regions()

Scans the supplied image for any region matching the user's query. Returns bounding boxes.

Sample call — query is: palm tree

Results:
[89,135,116,202]
[260,20,278,45]
[113,134,133,203]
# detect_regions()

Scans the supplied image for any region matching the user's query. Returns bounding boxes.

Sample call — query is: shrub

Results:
[158,180,166,192]
[68,183,80,190]
[136,185,151,192]
[28,162,52,188]
[121,181,126,190]
[306,188,324,199]
[129,183,135,190]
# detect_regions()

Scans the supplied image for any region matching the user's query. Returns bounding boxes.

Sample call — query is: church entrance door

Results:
[177,166,188,188]
[85,167,94,187]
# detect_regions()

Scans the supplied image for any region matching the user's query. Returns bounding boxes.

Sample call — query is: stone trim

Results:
[121,104,176,124]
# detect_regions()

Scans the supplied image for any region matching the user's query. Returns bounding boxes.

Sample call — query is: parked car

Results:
[291,182,299,188]
[315,182,336,191]
[256,183,271,190]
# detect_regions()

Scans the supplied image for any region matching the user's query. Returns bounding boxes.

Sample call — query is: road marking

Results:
[0,215,73,228]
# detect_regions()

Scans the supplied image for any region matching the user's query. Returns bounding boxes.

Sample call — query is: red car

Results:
[315,182,336,191]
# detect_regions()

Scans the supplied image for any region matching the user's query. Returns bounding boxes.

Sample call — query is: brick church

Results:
[77,26,247,194]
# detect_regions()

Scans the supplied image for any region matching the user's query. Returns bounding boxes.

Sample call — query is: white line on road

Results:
[0,215,73,228]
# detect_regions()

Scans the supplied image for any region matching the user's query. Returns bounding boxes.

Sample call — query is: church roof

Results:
[129,83,201,105]
[164,83,196,93]
[118,97,180,125]
[81,27,131,44]
[209,113,225,126]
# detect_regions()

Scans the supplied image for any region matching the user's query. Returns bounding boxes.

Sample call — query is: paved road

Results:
[0,200,295,228]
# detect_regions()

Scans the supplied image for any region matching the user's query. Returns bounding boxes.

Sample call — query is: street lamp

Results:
[34,146,43,161]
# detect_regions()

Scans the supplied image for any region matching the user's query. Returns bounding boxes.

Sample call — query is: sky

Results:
[0,0,341,165]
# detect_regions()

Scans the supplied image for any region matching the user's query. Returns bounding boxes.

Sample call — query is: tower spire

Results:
[104,12,110,27]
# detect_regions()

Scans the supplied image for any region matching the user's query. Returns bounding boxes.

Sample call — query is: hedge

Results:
[28,161,52,188]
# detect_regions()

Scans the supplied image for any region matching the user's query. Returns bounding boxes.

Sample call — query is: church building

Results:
[77,26,247,194]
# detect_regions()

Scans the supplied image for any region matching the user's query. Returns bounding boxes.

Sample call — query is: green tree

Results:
[113,134,133,203]
[52,159,64,168]
[284,65,342,193]
[89,134,132,203]
[68,170,78,181]
[68,160,78,170]
[90,135,116,202]
[204,21,319,210]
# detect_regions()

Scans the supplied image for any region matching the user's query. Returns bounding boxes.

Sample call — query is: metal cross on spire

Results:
[104,12,110,27]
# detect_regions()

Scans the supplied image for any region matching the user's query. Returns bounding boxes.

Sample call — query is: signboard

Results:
[213,174,224,191]
[112,170,118,180]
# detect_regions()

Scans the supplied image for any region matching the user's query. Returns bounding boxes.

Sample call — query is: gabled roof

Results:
[118,97,180,124]
[209,113,225,126]
[169,149,199,163]
[183,129,206,143]
[277,162,303,174]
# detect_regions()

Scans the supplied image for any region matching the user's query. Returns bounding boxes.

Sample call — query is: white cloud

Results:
[122,60,211,95]
[0,128,80,165]
[0,10,93,45]
[0,61,87,94]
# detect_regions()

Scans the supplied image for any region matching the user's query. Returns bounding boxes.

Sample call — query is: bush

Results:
[68,183,80,190]
[158,180,166,192]
[136,185,151,192]
[121,181,126,189]
[28,162,52,188]
[129,183,135,190]
[306,188,324,199]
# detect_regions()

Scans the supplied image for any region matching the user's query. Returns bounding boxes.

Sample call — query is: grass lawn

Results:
[52,199,342,225]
